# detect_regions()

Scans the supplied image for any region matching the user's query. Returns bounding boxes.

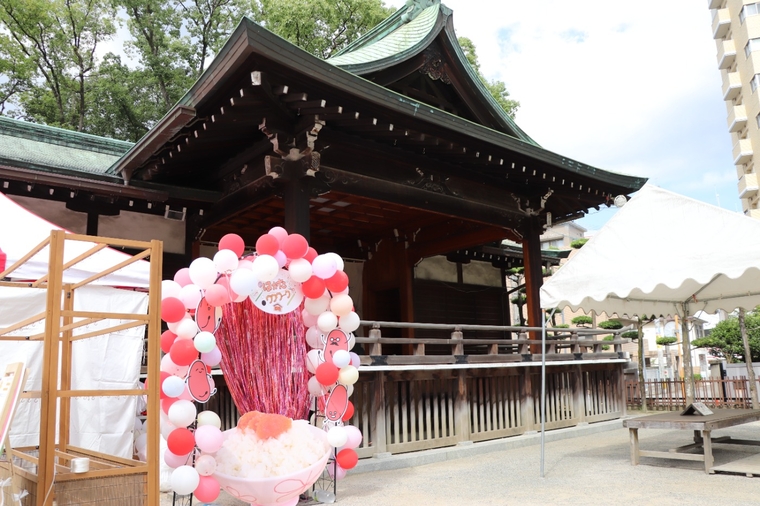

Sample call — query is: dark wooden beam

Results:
[408,224,513,263]
[521,216,544,349]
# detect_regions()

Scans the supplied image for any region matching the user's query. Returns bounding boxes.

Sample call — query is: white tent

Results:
[0,191,150,287]
[536,183,760,476]
[540,184,760,316]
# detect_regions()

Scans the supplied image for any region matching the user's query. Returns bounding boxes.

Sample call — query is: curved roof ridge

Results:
[327,3,441,67]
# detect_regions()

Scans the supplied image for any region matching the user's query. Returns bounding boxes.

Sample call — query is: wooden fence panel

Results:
[584,368,623,422]
[625,378,760,410]
[469,371,525,442]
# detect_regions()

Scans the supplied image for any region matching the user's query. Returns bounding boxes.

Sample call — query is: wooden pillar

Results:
[38,231,65,506]
[146,239,164,506]
[58,285,74,453]
[86,212,98,236]
[521,217,544,350]
[282,161,311,240]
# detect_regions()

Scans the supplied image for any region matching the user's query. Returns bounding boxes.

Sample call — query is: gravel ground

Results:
[162,416,760,506]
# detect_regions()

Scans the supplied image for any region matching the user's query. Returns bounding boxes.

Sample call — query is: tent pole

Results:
[680,303,695,405]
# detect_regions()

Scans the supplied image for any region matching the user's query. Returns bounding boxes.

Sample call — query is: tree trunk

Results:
[739,308,759,408]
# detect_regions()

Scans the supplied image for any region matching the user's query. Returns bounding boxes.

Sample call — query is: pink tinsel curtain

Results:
[216,298,310,420]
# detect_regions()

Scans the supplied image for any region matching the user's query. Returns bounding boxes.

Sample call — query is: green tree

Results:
[571,315,592,327]
[692,311,760,363]
[598,319,623,330]
[458,36,519,119]
[570,238,589,249]
[0,0,117,130]
[251,0,394,60]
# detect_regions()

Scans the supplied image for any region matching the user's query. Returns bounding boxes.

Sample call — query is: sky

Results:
[385,0,736,232]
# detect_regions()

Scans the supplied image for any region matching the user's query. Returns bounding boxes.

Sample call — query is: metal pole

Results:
[541,313,546,478]
[540,308,556,478]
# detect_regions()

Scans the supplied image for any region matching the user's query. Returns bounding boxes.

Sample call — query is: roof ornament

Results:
[511,188,554,217]
[400,0,439,24]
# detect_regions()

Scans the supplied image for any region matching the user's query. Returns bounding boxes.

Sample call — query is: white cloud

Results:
[387,0,739,225]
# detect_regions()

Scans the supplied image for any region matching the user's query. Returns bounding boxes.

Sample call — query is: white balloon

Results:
[339,311,360,333]
[288,258,313,283]
[324,252,345,272]
[308,375,325,397]
[162,375,185,398]
[338,365,359,386]
[305,294,331,316]
[179,284,203,310]
[252,254,280,282]
[317,311,338,332]
[312,254,337,279]
[197,410,222,429]
[161,280,182,300]
[332,349,351,369]
[306,349,322,374]
[189,257,217,289]
[170,466,200,496]
[327,426,348,447]
[305,326,323,349]
[213,249,239,273]
[230,268,257,297]
[160,419,177,440]
[175,318,199,340]
[167,315,191,334]
[168,400,197,428]
[330,294,353,317]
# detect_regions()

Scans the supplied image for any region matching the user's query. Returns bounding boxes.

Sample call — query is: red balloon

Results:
[336,448,358,470]
[304,247,318,263]
[167,428,196,456]
[342,401,354,422]
[315,362,339,386]
[170,339,198,366]
[204,284,229,307]
[161,297,186,323]
[255,234,280,256]
[325,270,349,293]
[219,233,245,257]
[282,234,309,259]
[194,476,221,503]
[302,276,326,299]
[161,330,177,354]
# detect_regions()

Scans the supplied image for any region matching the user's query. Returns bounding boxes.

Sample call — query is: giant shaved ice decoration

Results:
[156,229,363,503]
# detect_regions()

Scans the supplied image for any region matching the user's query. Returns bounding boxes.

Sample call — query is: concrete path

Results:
[165,416,760,506]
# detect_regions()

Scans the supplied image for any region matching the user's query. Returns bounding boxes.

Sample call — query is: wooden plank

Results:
[72,248,151,289]
[0,235,50,279]
[0,312,46,338]
[58,286,74,454]
[66,446,145,468]
[638,449,705,462]
[69,320,147,342]
[63,233,152,250]
[32,243,108,287]
[147,239,164,506]
[60,310,150,321]
[55,465,148,481]
[57,389,146,398]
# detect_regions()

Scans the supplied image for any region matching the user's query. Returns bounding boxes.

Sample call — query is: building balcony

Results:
[733,138,754,165]
[722,71,742,99]
[708,0,724,9]
[712,8,730,39]
[727,104,748,132]
[717,39,736,69]
[739,173,760,198]
[747,208,760,219]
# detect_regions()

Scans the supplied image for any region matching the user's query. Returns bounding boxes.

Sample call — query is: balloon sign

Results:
[157,228,364,498]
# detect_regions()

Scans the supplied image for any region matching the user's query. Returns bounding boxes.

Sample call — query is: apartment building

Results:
[711,0,760,218]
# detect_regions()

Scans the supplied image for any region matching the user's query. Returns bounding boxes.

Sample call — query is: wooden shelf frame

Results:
[0,230,162,506]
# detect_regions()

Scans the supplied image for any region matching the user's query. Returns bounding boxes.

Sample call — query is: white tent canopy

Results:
[540,184,760,316]
[0,191,149,287]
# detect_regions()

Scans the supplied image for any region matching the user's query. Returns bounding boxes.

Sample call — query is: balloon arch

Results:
[146,227,362,502]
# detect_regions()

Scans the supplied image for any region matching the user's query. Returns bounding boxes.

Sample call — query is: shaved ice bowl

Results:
[213,421,331,506]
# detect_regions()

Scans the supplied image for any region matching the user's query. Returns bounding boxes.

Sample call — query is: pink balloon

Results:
[174,268,192,287]
[342,425,363,450]
[218,233,245,257]
[268,226,288,247]
[164,449,191,468]
[201,346,222,367]
[194,475,220,503]
[327,462,347,480]
[302,309,318,328]
[349,351,361,368]
[194,425,224,453]
[274,250,287,268]
[161,354,189,377]
[306,326,323,349]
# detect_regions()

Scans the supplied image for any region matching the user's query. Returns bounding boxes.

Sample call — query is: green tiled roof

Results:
[0,116,132,175]
[327,4,440,67]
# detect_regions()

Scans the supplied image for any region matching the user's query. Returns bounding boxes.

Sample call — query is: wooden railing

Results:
[155,321,633,458]
[626,378,760,410]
